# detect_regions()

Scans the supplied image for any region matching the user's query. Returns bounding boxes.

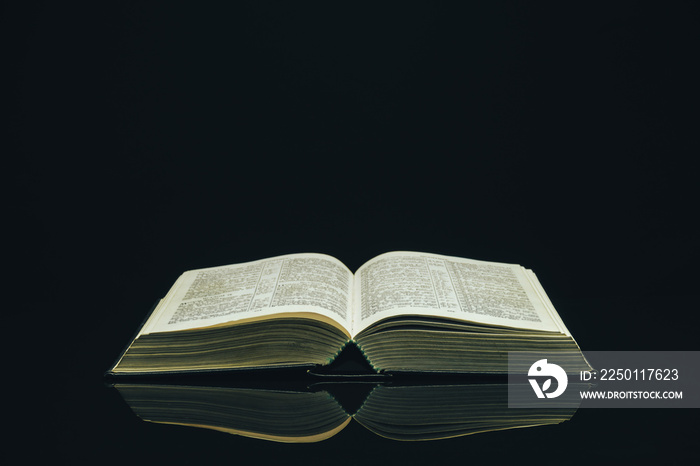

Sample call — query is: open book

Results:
[112,380,582,442]
[107,251,588,375]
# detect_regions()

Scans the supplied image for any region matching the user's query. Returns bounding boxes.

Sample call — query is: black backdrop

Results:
[7,2,699,464]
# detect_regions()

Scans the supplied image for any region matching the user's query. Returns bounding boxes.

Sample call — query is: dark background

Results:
[6,1,698,464]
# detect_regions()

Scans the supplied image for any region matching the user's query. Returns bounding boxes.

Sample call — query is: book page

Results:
[524,269,572,336]
[140,253,354,335]
[352,251,561,336]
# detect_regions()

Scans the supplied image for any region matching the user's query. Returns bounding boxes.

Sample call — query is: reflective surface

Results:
[111,377,579,443]
[51,370,697,464]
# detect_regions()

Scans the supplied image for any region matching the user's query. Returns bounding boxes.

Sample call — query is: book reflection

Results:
[112,378,581,443]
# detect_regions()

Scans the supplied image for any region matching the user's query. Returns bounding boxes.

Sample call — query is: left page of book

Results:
[139,253,354,335]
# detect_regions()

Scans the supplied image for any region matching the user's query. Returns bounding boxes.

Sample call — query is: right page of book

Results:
[352,251,563,336]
